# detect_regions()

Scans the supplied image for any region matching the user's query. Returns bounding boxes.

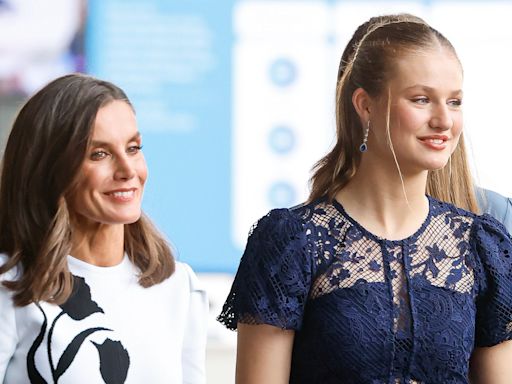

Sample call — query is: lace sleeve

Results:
[472,214,512,347]
[217,209,312,331]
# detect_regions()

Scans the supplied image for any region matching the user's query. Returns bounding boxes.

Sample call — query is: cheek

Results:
[453,116,464,137]
[387,114,418,146]
[387,106,419,140]
[395,109,422,134]
[74,165,108,193]
[450,134,462,155]
[137,158,148,185]
[66,176,92,216]
[449,115,464,152]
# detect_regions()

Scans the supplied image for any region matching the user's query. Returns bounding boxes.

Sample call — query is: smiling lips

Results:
[105,188,137,202]
[418,135,449,150]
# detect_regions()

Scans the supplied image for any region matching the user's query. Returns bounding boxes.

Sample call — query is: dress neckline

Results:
[331,195,434,245]
[67,253,132,276]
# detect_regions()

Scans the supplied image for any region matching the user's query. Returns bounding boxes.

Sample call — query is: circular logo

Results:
[268,181,296,207]
[268,125,296,154]
[268,58,297,87]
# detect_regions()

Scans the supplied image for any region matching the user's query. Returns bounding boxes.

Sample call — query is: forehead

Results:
[390,48,463,92]
[91,100,137,140]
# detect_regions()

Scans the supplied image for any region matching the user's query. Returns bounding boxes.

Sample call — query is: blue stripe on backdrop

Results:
[86,0,238,273]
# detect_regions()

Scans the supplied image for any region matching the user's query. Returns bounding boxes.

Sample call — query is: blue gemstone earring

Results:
[359,120,370,152]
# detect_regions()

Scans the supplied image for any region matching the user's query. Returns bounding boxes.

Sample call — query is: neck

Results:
[70,222,125,267]
[336,154,429,240]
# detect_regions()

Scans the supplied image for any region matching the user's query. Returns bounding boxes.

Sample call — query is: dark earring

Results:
[359,120,370,152]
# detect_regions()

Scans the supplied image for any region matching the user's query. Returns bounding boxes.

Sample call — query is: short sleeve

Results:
[217,208,312,331]
[180,263,208,384]
[471,214,512,347]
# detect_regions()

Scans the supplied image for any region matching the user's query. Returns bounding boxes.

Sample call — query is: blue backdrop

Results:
[87,0,237,272]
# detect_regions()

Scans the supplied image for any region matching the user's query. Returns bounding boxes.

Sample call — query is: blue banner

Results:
[87,0,237,272]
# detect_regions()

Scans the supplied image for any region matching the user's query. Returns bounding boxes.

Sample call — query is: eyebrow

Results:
[404,84,463,95]
[90,132,141,147]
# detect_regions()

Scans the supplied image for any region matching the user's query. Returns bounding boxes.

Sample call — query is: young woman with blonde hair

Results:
[219,14,512,383]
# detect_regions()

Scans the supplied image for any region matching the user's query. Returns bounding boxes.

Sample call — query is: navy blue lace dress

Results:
[218,196,512,384]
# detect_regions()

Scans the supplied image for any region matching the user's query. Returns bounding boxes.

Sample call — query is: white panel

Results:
[430,2,512,196]
[234,0,330,39]
[232,1,333,248]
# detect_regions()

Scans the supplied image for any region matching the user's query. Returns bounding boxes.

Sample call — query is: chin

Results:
[420,155,451,171]
[122,214,142,224]
[425,163,447,171]
[107,211,142,225]
[120,218,141,225]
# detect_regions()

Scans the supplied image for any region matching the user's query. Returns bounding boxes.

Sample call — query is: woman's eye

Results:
[448,99,462,107]
[127,145,143,155]
[90,150,109,160]
[412,97,429,104]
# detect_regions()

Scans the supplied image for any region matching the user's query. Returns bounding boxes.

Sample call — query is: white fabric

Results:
[0,254,208,384]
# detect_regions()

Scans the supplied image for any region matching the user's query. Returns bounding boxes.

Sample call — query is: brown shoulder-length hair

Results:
[309,14,479,213]
[0,73,175,306]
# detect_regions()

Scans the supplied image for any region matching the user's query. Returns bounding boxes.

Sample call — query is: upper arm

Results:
[236,323,295,384]
[470,341,512,384]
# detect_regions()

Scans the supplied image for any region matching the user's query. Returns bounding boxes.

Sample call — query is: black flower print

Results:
[27,304,48,384]
[59,276,104,320]
[27,275,131,383]
[92,339,130,384]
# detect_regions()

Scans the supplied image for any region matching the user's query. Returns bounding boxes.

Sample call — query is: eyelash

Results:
[411,97,462,107]
[127,145,143,154]
[90,145,143,161]
[448,99,462,107]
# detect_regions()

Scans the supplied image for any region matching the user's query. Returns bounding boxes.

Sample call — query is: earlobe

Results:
[352,88,371,121]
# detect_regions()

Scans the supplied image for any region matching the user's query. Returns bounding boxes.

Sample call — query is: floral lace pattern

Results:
[218,197,512,383]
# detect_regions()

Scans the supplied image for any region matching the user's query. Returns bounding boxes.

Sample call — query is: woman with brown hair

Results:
[219,13,512,384]
[0,73,207,383]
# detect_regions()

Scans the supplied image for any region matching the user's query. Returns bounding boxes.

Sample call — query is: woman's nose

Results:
[113,155,136,180]
[429,104,453,131]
